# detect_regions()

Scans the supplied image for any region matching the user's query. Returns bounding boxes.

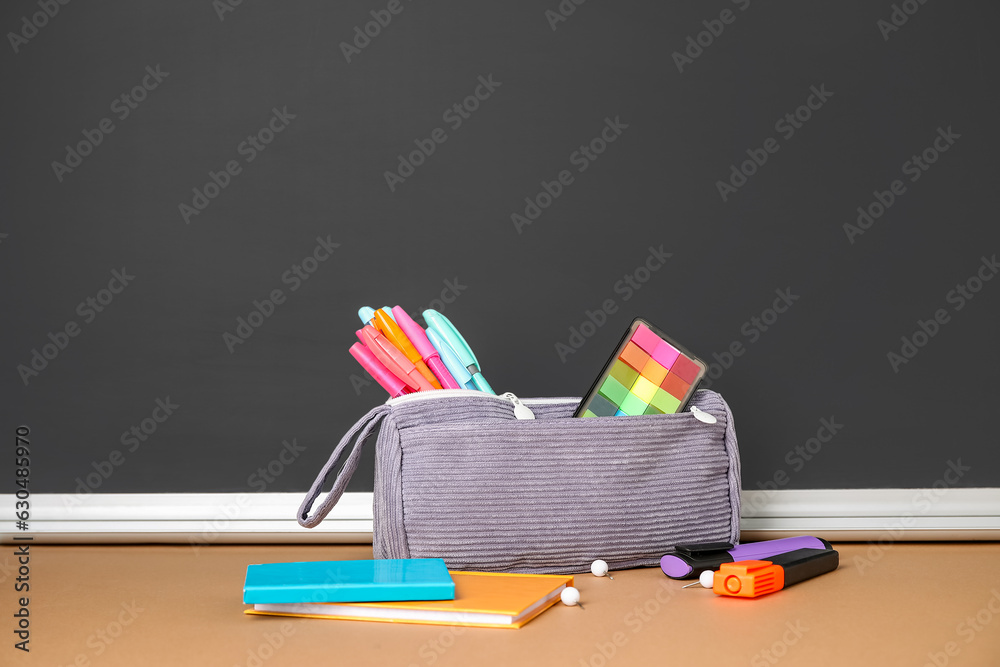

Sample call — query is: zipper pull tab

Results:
[689,405,717,424]
[501,392,535,420]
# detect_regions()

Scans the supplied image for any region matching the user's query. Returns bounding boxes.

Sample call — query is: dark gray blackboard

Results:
[3,0,998,497]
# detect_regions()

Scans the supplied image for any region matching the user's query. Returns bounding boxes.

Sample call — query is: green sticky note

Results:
[618,393,648,416]
[598,377,629,406]
[650,388,681,414]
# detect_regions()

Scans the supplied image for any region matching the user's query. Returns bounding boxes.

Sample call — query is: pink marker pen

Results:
[392,306,461,389]
[359,326,436,392]
[349,343,411,398]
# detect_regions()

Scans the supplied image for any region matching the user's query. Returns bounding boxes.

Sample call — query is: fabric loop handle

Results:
[297,404,389,528]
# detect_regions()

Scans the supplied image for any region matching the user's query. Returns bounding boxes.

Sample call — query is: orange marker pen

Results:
[373,310,442,389]
[711,548,838,598]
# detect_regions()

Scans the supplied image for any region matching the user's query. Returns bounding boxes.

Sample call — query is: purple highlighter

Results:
[660,536,833,579]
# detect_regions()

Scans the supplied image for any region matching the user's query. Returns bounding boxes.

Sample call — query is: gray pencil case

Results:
[298,388,741,574]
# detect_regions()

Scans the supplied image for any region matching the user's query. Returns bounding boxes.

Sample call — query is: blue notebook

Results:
[243,558,455,604]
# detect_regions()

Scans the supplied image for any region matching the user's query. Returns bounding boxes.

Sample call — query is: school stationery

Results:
[392,306,461,389]
[242,558,454,604]
[349,343,411,398]
[660,536,833,579]
[705,548,839,598]
[357,306,395,325]
[373,309,442,389]
[423,309,495,394]
[360,325,436,392]
[574,318,707,418]
[298,388,740,573]
[245,571,572,629]
[426,327,475,389]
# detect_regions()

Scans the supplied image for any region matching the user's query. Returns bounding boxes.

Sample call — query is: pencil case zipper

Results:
[386,389,573,419]
[385,388,717,423]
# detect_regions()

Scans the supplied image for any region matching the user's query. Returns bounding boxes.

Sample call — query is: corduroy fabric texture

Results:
[299,389,740,574]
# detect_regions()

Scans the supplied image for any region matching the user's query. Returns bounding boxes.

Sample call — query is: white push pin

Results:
[561,586,584,609]
[682,570,717,589]
[591,559,614,580]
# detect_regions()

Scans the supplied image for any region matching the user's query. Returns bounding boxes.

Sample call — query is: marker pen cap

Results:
[392,307,437,360]
[713,561,785,598]
[360,325,433,392]
[374,310,421,362]
[349,343,408,397]
[423,309,479,369]
[374,309,441,389]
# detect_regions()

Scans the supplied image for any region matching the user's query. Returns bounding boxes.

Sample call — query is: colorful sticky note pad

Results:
[619,341,650,371]
[609,359,639,388]
[660,373,691,401]
[598,377,629,406]
[669,354,701,384]
[650,388,681,414]
[631,376,658,403]
[651,341,680,368]
[618,393,649,416]
[641,358,668,386]
[630,324,662,353]
[573,319,708,418]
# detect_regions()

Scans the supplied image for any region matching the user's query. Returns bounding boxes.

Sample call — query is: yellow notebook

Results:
[244,571,573,629]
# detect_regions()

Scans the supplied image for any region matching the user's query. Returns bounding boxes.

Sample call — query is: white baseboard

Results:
[739,488,1000,540]
[0,493,374,544]
[2,489,998,544]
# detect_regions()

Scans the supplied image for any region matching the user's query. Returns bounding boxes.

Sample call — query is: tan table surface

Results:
[5,542,1000,666]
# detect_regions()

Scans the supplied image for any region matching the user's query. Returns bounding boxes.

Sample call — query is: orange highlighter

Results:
[710,548,838,598]
[373,310,442,389]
